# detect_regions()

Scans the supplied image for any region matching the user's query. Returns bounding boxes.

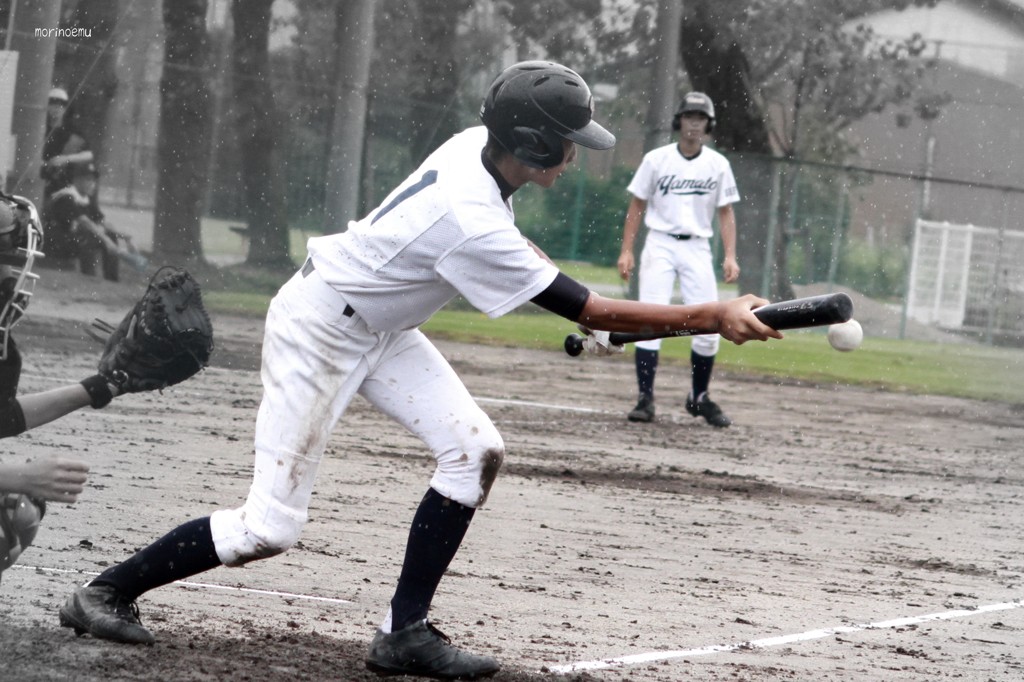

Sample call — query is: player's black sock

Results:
[635,348,659,399]
[90,517,221,600]
[691,350,715,398]
[389,487,475,631]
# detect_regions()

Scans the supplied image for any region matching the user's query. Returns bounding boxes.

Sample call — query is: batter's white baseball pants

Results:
[210,267,504,566]
[635,231,721,356]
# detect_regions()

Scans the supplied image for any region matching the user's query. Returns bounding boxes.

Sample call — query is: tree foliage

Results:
[268,0,950,286]
[677,0,948,297]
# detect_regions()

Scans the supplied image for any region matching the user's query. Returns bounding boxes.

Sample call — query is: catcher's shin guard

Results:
[0,494,43,576]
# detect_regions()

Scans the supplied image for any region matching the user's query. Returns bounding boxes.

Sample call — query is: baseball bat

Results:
[564,292,853,357]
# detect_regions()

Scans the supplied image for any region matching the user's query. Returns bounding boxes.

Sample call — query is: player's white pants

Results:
[635,231,720,356]
[210,268,504,566]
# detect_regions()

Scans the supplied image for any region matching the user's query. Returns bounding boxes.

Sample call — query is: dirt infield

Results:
[3,268,1023,681]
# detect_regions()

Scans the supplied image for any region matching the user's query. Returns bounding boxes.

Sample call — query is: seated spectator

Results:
[42,162,145,281]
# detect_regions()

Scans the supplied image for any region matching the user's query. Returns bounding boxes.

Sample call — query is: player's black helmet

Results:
[672,91,716,132]
[480,60,615,169]
[0,195,43,361]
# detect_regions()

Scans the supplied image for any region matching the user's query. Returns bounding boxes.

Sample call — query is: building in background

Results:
[846,0,1024,342]
[847,0,1024,235]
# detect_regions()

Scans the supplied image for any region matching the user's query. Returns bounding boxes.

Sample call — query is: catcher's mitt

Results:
[97,266,214,393]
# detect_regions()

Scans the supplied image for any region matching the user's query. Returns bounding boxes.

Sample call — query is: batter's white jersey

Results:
[626,143,739,238]
[308,126,559,332]
[211,127,562,563]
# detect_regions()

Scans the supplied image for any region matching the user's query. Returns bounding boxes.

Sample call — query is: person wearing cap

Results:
[617,91,743,428]
[41,87,94,203]
[43,161,136,280]
[56,61,778,680]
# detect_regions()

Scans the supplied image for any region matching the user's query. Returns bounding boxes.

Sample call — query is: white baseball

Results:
[827,319,863,352]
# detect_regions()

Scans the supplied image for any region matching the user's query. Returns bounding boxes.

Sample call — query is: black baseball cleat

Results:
[686,392,732,428]
[365,619,500,680]
[627,395,655,422]
[59,583,155,645]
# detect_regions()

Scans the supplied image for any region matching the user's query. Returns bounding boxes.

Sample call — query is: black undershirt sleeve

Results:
[0,397,26,438]
[530,271,591,322]
[0,341,26,438]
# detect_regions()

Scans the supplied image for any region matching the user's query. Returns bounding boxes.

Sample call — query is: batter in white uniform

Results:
[617,92,741,428]
[60,66,777,680]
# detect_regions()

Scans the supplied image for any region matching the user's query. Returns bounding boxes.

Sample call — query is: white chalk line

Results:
[549,599,1023,673]
[476,396,606,414]
[11,564,353,605]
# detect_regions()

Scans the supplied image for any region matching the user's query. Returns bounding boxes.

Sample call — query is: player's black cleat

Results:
[365,619,500,680]
[59,583,155,645]
[627,395,655,422]
[686,391,732,428]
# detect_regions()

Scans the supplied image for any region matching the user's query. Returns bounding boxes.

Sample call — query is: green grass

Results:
[204,290,276,317]
[420,309,1024,405]
[199,217,313,266]
[555,260,623,287]
[191,239,1023,405]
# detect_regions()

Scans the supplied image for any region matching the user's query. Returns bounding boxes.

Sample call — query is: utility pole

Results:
[643,0,682,153]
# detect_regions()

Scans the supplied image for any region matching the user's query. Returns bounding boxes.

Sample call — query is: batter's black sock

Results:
[389,487,475,631]
[691,350,715,399]
[635,348,659,400]
[90,517,221,601]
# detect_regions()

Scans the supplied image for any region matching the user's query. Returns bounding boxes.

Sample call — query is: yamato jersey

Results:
[626,144,739,239]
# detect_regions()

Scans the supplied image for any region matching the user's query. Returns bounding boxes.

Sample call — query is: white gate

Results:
[907,219,1024,341]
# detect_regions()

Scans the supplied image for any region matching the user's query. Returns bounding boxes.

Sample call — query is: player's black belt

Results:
[301,258,355,317]
[667,233,693,240]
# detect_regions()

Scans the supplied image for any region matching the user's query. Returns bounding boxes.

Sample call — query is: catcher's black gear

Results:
[97,266,214,393]
[0,193,44,362]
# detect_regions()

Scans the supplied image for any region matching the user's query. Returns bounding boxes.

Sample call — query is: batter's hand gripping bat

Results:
[564,292,853,357]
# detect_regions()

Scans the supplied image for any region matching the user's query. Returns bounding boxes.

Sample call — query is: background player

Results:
[41,87,94,205]
[0,194,125,579]
[59,62,780,680]
[617,92,741,427]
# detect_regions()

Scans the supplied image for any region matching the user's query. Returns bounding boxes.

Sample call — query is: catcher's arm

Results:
[15,379,121,430]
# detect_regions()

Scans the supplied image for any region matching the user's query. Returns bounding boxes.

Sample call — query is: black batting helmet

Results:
[671,91,716,133]
[480,61,615,169]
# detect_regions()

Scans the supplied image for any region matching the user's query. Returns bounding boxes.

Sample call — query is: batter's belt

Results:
[300,258,356,320]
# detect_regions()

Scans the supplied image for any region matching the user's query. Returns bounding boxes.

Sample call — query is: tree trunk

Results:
[680,0,794,300]
[232,0,290,268]
[7,1,61,201]
[153,0,211,263]
[322,0,376,233]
